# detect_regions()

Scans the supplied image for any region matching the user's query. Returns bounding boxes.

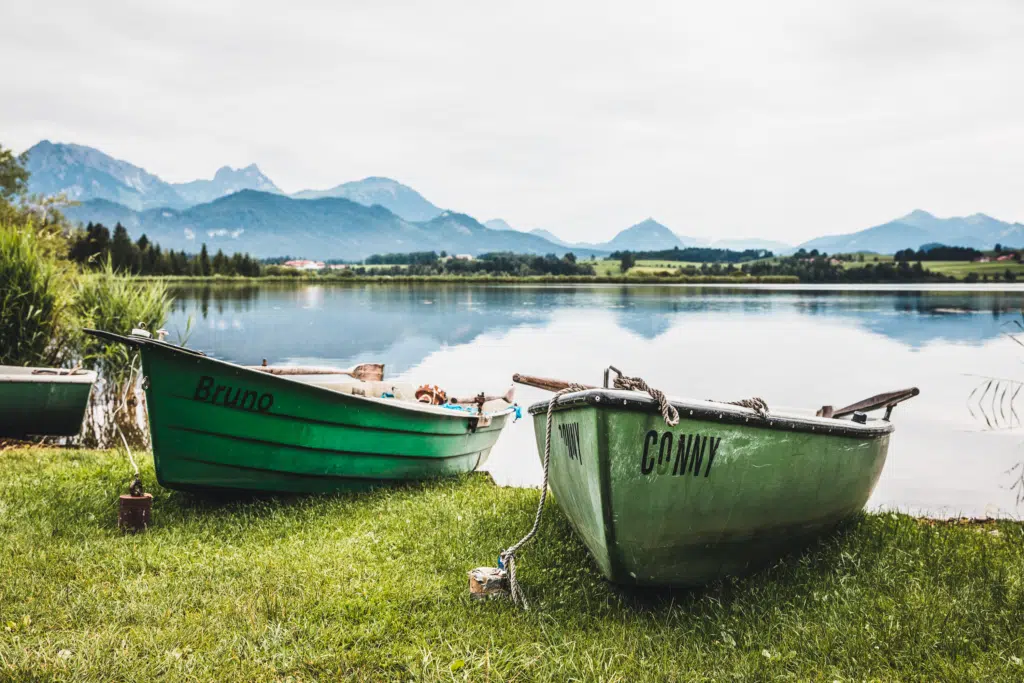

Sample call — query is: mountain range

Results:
[22,140,1024,258]
[799,209,1024,254]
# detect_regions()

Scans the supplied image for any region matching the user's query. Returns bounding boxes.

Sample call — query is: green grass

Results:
[2,448,1024,681]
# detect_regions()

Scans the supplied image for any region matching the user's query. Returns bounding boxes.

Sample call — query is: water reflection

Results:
[165,283,1024,518]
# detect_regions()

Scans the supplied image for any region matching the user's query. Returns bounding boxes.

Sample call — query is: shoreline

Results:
[124,273,1021,287]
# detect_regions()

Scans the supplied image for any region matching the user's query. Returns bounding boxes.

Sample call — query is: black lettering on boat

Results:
[194,375,214,401]
[657,432,673,475]
[241,390,259,410]
[191,376,274,414]
[705,437,722,477]
[673,433,692,476]
[691,435,707,476]
[643,430,724,479]
[641,430,657,474]
[558,422,583,464]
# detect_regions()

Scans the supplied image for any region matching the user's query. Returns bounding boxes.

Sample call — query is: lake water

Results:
[166,282,1024,519]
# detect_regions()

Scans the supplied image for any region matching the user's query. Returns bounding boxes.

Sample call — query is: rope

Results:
[499,372,680,609]
[500,383,587,609]
[612,374,680,426]
[113,353,142,483]
[714,397,770,419]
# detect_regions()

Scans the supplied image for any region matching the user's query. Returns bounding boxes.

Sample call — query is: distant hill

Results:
[529,228,569,246]
[24,141,188,211]
[291,177,442,222]
[62,191,581,260]
[482,217,697,254]
[483,218,515,231]
[799,210,1024,253]
[173,164,280,205]
[601,219,686,252]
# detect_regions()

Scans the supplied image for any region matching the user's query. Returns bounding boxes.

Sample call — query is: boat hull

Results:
[530,390,892,586]
[131,339,511,494]
[0,369,95,438]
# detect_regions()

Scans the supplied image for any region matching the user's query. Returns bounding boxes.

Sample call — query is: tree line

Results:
[67,222,264,276]
[744,254,954,283]
[610,246,773,263]
[339,251,595,277]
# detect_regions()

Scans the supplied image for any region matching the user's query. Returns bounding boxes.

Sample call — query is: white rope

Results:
[113,353,142,479]
[500,383,587,609]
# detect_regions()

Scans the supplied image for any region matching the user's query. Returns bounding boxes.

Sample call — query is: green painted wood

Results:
[130,339,512,494]
[0,369,95,438]
[531,390,893,586]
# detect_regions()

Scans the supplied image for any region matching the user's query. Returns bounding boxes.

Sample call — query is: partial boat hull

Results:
[0,367,96,438]
[91,331,512,494]
[529,389,892,586]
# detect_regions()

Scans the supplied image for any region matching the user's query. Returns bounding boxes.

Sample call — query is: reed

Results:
[0,221,76,367]
[74,260,172,448]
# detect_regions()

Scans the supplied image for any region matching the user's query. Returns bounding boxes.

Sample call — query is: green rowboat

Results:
[86,329,516,494]
[522,372,913,586]
[0,367,96,438]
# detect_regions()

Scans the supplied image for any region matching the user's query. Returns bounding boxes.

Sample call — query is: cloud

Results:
[1,0,1022,244]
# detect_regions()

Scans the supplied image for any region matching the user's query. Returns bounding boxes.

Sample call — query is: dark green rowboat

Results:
[86,330,516,494]
[0,367,96,438]
[522,374,913,586]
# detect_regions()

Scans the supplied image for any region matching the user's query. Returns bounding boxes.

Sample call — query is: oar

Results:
[247,362,385,382]
[448,386,517,406]
[512,373,596,392]
[818,387,919,420]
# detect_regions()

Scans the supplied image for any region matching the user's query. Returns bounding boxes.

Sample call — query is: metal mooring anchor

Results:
[118,476,153,534]
[468,566,509,600]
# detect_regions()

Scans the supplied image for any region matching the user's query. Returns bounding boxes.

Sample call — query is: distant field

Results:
[924,260,1024,278]
[585,259,733,277]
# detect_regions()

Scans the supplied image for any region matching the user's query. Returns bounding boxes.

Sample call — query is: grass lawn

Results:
[2,448,1024,681]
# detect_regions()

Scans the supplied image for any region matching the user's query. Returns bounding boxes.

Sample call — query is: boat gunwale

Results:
[85,328,516,421]
[0,367,97,385]
[527,389,895,438]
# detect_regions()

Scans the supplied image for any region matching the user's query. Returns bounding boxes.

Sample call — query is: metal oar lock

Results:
[119,475,152,534]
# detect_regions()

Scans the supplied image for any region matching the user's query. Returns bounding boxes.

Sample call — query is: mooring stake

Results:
[119,475,152,534]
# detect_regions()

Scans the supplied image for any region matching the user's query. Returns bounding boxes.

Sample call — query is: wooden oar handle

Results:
[247,366,354,376]
[449,387,517,405]
[512,373,596,392]
[828,387,920,419]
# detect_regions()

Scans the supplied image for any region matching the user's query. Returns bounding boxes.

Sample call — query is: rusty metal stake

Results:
[119,476,152,534]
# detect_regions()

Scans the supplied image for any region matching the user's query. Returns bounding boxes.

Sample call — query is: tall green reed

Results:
[75,259,171,448]
[0,222,77,367]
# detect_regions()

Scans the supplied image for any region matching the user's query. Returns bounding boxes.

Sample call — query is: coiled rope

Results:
[716,397,770,419]
[611,374,680,426]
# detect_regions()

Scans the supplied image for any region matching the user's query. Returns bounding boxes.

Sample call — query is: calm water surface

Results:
[166,283,1024,518]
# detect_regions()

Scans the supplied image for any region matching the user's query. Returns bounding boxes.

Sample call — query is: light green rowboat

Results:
[85,329,516,494]
[0,367,96,438]
[521,371,914,586]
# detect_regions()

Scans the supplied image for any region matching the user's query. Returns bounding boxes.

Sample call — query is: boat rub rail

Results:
[528,389,895,439]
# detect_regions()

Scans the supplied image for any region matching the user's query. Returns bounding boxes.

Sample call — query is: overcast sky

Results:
[2,0,1022,244]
